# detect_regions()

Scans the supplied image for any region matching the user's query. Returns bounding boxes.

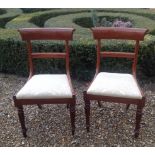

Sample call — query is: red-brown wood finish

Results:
[13,28,76,137]
[91,27,148,40]
[31,53,66,59]
[100,51,135,59]
[84,27,148,138]
[18,28,74,40]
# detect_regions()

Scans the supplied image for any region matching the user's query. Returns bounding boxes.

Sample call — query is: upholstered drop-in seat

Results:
[16,74,72,99]
[87,72,142,99]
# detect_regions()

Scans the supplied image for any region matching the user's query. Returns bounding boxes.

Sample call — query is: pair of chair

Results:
[13,27,148,138]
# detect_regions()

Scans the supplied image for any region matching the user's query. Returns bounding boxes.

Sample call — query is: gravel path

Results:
[0,73,155,146]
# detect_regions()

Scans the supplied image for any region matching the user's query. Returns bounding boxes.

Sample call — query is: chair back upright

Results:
[91,27,148,76]
[18,28,75,78]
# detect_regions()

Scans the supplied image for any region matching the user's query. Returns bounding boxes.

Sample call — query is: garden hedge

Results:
[0,9,22,28]
[0,8,155,80]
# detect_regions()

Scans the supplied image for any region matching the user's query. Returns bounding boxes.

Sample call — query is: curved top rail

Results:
[18,28,75,41]
[91,27,148,40]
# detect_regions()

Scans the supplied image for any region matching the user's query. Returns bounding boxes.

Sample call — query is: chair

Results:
[83,27,148,138]
[13,28,76,137]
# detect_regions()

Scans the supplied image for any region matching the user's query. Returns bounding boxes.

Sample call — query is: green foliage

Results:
[98,9,155,20]
[0,9,6,15]
[0,38,155,81]
[45,11,155,39]
[74,16,130,28]
[0,8,155,80]
[139,42,155,76]
[0,8,22,28]
[21,8,52,13]
[73,17,93,28]
[0,17,15,28]
[30,9,90,27]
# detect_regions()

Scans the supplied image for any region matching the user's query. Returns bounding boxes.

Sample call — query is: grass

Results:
[45,11,155,40]
[0,8,155,40]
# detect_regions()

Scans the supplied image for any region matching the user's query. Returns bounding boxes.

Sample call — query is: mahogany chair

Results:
[13,28,76,137]
[84,27,148,138]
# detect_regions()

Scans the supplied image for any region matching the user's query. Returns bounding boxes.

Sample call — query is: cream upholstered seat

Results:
[87,72,142,99]
[16,74,72,99]
[14,28,76,137]
[84,28,148,138]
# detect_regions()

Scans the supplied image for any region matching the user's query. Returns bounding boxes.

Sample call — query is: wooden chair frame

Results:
[83,27,148,138]
[13,28,76,137]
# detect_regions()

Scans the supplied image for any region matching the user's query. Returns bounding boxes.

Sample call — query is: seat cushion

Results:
[87,72,142,99]
[16,74,72,99]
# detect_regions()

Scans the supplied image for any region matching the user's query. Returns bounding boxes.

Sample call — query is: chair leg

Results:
[125,104,130,112]
[17,105,27,138]
[84,91,90,132]
[134,104,144,138]
[97,100,102,108]
[69,97,76,135]
[37,104,42,109]
[67,104,70,109]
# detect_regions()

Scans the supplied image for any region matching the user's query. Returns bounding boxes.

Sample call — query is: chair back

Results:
[91,27,148,76]
[18,28,75,77]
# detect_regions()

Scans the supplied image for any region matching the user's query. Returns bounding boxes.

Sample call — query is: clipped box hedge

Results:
[0,9,22,28]
[0,38,155,81]
[0,8,155,80]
